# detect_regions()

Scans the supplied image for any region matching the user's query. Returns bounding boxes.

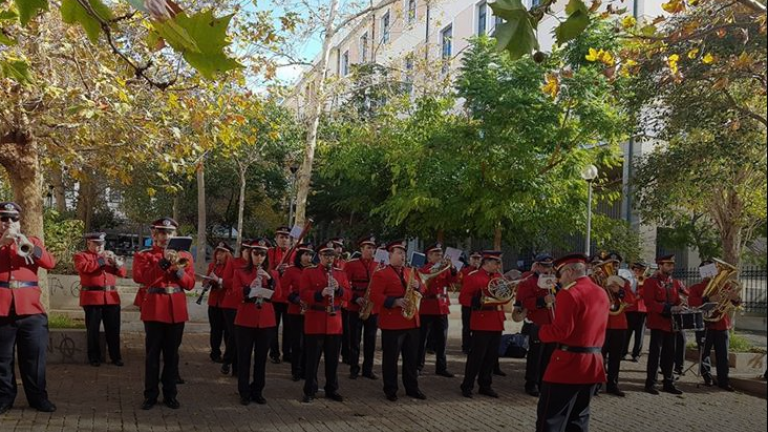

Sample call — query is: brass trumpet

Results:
[165,249,189,269]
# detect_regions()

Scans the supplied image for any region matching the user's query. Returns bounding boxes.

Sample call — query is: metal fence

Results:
[673,266,767,315]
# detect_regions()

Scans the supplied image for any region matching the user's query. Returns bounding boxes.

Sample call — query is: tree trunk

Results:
[235,166,247,255]
[50,164,67,213]
[75,170,97,232]
[436,229,444,244]
[494,224,503,250]
[172,194,180,223]
[196,162,207,271]
[294,0,340,227]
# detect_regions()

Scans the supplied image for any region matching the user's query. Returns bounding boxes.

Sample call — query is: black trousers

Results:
[270,303,289,360]
[699,329,730,386]
[623,312,646,358]
[235,326,274,399]
[0,313,49,407]
[536,382,597,432]
[83,305,121,363]
[348,311,378,375]
[418,314,449,373]
[461,330,501,392]
[524,322,555,388]
[340,309,350,362]
[645,329,676,387]
[674,330,687,372]
[602,329,626,389]
[143,321,184,400]
[221,308,238,373]
[461,306,472,353]
[286,314,305,378]
[303,334,341,396]
[207,306,227,359]
[381,328,420,396]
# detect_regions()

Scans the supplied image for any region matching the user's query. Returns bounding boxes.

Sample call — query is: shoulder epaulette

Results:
[333,266,343,271]
[138,248,153,253]
[468,269,480,276]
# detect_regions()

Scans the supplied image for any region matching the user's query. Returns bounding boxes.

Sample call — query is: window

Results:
[341,50,350,76]
[477,2,488,36]
[441,25,452,74]
[381,11,391,43]
[407,0,417,24]
[405,55,415,93]
[360,32,369,63]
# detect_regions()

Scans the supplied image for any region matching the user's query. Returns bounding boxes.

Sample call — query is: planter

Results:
[48,328,105,364]
[686,348,766,371]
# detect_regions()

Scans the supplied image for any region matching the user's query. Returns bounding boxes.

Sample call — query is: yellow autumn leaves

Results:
[585,48,615,66]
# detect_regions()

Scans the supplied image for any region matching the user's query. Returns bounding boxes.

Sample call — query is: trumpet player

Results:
[267,226,293,364]
[344,235,381,380]
[602,275,635,397]
[282,243,314,381]
[418,243,457,378]
[459,251,482,354]
[299,241,350,403]
[132,217,195,410]
[205,243,233,363]
[74,232,127,367]
[623,261,649,362]
[0,202,57,415]
[458,251,505,399]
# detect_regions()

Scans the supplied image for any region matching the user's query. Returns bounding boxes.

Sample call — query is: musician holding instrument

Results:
[232,238,281,405]
[219,242,254,377]
[299,241,350,403]
[688,260,741,392]
[643,254,684,395]
[329,238,352,365]
[602,274,635,397]
[0,202,57,415]
[459,251,482,354]
[370,240,426,402]
[417,243,457,378]
[344,235,381,380]
[517,253,557,397]
[536,253,608,432]
[267,226,293,364]
[623,261,649,362]
[74,232,127,367]
[459,251,506,398]
[282,243,314,381]
[132,217,195,410]
[203,242,233,363]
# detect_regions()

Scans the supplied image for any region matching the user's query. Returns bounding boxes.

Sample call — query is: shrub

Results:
[43,210,85,275]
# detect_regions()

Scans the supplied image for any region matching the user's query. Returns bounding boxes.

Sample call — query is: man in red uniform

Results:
[132,217,195,410]
[643,254,684,395]
[0,202,57,414]
[300,241,350,403]
[601,275,635,397]
[283,243,314,381]
[220,241,253,376]
[517,253,557,396]
[204,242,232,363]
[74,232,127,367]
[688,261,740,391]
[536,253,608,432]
[330,237,351,364]
[344,234,381,380]
[623,261,649,362]
[417,243,456,378]
[267,226,292,363]
[459,251,482,354]
[370,240,426,402]
[459,251,506,398]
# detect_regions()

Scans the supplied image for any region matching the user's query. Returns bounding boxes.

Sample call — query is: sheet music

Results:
[248,287,274,299]
[374,248,390,265]
[444,247,464,271]
[289,225,303,239]
[700,263,718,279]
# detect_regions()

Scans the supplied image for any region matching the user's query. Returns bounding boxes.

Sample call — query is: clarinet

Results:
[326,263,337,317]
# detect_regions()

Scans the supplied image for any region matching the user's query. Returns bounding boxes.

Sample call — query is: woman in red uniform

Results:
[282,243,314,381]
[205,243,233,363]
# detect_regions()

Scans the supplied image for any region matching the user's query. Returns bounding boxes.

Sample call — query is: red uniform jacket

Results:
[344,258,380,314]
[205,260,228,307]
[418,263,456,316]
[517,273,554,326]
[606,282,636,330]
[267,247,294,305]
[132,246,195,323]
[334,258,347,271]
[643,273,683,333]
[540,276,609,384]
[74,250,126,306]
[0,237,56,316]
[281,265,305,315]
[457,266,479,307]
[220,257,248,310]
[688,279,738,331]
[625,278,647,313]
[300,265,350,335]
[370,265,422,330]
[459,269,506,332]
[233,267,281,329]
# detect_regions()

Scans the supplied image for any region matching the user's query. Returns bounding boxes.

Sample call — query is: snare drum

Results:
[672,309,705,332]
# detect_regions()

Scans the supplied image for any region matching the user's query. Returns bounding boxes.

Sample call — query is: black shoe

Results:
[210,353,223,363]
[112,360,124,367]
[426,349,436,355]
[406,391,427,400]
[252,395,267,405]
[718,384,735,392]
[461,388,473,398]
[362,372,379,380]
[90,360,101,367]
[674,368,684,376]
[326,392,344,402]
[164,397,180,409]
[240,396,251,406]
[479,388,499,398]
[525,386,540,397]
[607,387,626,397]
[631,356,640,363]
[221,364,231,375]
[0,402,11,415]
[283,355,292,362]
[31,400,56,413]
[176,376,185,385]
[436,370,455,378]
[349,372,359,380]
[662,384,683,395]
[703,375,714,387]
[141,398,157,410]
[292,374,302,382]
[386,393,398,402]
[493,369,507,377]
[416,368,422,376]
[644,386,659,395]
[301,394,314,403]
[270,356,281,365]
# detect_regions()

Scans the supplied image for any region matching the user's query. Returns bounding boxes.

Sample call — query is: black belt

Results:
[81,286,117,291]
[425,294,448,300]
[0,281,38,289]
[352,286,367,292]
[557,344,601,354]
[309,305,341,312]
[147,287,183,295]
[244,298,273,304]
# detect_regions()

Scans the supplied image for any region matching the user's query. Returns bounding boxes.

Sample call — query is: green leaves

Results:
[60,0,113,43]
[555,0,591,45]
[0,58,32,84]
[14,0,48,26]
[490,0,538,60]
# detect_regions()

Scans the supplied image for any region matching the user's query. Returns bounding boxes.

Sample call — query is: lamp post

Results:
[581,164,599,257]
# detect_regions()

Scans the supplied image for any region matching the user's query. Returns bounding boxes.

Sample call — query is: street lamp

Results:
[580,164,599,257]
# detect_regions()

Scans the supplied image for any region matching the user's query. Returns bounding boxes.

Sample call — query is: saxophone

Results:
[360,260,386,321]
[402,267,423,320]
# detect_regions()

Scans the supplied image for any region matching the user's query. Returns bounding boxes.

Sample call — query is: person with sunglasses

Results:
[0,202,57,415]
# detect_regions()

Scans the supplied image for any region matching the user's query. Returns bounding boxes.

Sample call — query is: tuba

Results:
[702,258,742,322]
[594,259,627,316]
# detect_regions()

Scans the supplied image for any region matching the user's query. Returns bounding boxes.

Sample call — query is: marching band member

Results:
[233,239,281,405]
[417,243,457,378]
[623,261,649,362]
[459,251,482,354]
[282,243,314,381]
[643,254,684,395]
[0,202,57,414]
[674,282,691,376]
[299,241,350,403]
[688,261,740,391]
[370,240,426,402]
[330,238,350,365]
[602,275,635,397]
[344,235,381,380]
[459,251,505,398]
[220,242,254,377]
[204,242,233,363]
[536,253,608,432]
[74,232,127,367]
[517,253,557,397]
[267,226,292,364]
[132,217,195,410]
